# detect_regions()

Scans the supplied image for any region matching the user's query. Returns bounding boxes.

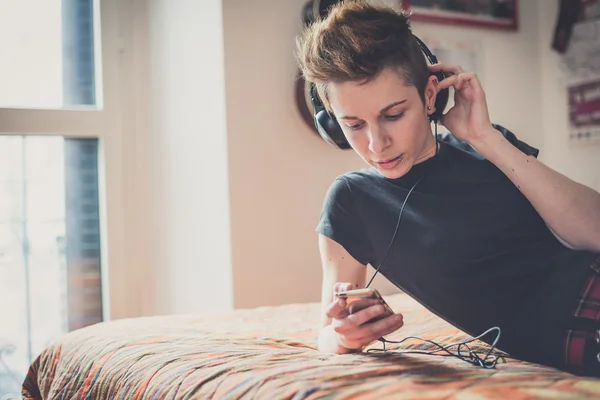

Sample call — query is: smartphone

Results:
[335,288,394,321]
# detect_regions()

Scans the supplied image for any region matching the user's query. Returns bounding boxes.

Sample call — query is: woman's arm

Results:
[317,234,367,354]
[470,127,600,252]
[317,234,404,353]
[431,62,600,253]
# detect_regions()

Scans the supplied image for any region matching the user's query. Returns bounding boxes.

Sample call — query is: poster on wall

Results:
[400,0,518,31]
[560,19,600,86]
[560,19,600,145]
[552,0,600,53]
[427,40,480,75]
[568,79,600,144]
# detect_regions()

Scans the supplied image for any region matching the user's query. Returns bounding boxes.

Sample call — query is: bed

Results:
[22,292,600,399]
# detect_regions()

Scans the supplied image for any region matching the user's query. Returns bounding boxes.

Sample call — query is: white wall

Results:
[537,1,600,191]
[145,0,234,315]
[222,0,368,309]
[136,0,599,316]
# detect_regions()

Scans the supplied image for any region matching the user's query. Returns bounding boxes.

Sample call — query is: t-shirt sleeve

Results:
[492,123,540,158]
[315,177,373,266]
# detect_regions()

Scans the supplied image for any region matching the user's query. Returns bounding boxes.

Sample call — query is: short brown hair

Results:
[296,0,429,111]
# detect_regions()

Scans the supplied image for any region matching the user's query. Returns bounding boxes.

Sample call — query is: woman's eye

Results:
[346,122,364,131]
[385,112,404,121]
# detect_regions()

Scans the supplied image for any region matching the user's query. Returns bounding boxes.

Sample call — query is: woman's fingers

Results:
[436,72,483,94]
[325,297,348,319]
[327,283,404,350]
[326,282,354,319]
[333,282,354,298]
[455,72,482,92]
[332,303,384,334]
[428,62,483,95]
[344,313,404,344]
[429,62,464,76]
[365,313,404,340]
[346,304,387,326]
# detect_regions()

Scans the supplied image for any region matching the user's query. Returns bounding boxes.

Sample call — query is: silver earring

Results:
[427,106,432,110]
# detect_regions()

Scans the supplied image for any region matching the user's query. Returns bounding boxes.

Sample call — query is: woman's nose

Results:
[368,125,391,154]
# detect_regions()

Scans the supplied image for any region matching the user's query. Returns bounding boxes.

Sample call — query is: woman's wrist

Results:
[466,125,506,158]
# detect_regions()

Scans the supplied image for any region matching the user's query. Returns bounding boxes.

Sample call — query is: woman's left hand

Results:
[429,63,494,144]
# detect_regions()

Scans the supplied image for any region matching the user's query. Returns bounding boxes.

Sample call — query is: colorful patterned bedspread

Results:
[22,293,600,399]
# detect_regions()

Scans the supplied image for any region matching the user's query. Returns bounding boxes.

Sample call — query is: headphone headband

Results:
[413,35,439,65]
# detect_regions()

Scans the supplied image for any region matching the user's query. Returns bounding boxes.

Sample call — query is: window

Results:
[0,0,98,109]
[0,137,102,396]
[0,0,129,397]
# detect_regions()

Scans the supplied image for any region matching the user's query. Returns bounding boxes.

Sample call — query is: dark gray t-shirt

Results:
[316,125,599,369]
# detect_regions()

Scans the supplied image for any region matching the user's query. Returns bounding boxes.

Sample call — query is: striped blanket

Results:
[22,292,600,399]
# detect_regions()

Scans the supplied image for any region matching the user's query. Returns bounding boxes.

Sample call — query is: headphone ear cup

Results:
[430,71,449,123]
[314,108,351,150]
[309,83,351,150]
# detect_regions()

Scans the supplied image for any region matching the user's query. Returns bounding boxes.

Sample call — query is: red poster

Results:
[568,79,600,142]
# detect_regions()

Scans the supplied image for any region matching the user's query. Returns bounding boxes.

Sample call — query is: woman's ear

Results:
[425,75,438,114]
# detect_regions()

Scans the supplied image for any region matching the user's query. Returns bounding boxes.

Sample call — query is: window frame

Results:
[0,0,146,321]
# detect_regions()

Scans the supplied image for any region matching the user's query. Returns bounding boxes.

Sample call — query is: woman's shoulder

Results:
[331,168,387,193]
[439,124,539,159]
[434,124,539,183]
[321,169,388,211]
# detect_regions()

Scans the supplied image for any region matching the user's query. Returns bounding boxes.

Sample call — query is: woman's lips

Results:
[375,155,403,170]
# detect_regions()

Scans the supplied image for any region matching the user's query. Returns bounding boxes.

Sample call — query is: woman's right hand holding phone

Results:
[321,283,404,353]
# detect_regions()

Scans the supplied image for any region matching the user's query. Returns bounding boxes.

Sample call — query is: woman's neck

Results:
[414,131,437,165]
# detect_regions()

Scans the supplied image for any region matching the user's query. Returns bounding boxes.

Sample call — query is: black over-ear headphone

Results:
[308,36,449,150]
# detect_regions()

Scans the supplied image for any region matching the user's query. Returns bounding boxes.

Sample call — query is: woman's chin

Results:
[373,161,410,179]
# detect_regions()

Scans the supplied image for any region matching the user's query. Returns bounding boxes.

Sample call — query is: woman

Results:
[296,1,600,376]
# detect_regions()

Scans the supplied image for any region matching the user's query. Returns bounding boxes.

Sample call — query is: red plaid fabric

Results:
[565,256,600,371]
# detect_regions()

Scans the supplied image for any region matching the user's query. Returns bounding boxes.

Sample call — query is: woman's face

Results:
[327,67,438,179]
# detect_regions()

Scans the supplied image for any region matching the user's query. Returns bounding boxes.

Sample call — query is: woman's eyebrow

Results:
[379,100,407,114]
[338,99,407,120]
